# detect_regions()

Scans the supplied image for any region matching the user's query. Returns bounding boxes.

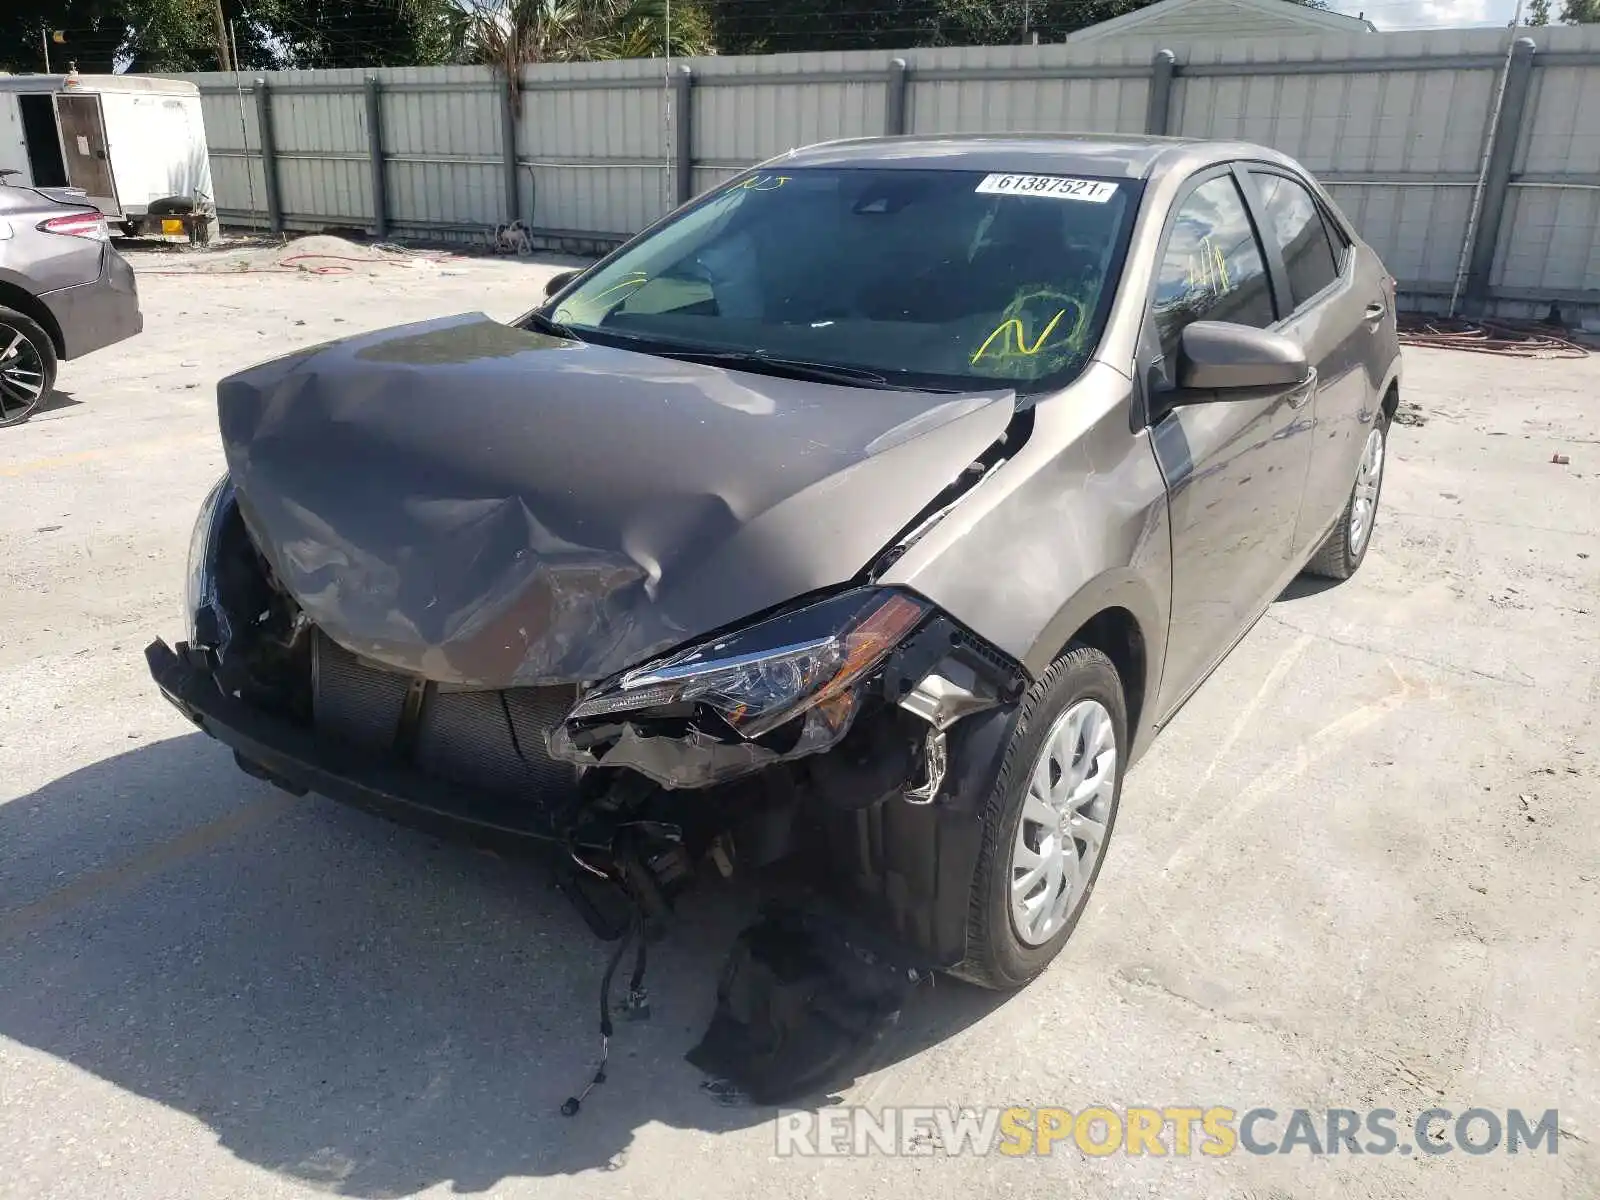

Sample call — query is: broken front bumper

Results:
[148,623,1022,973]
[144,637,560,843]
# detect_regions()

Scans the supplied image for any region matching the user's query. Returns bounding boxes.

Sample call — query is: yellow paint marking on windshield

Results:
[970,307,1068,365]
[557,271,649,323]
[586,272,649,305]
[733,174,791,191]
[966,283,1098,379]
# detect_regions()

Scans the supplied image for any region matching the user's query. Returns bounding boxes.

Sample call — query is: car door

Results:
[1143,167,1316,721]
[1242,166,1381,561]
[53,94,119,217]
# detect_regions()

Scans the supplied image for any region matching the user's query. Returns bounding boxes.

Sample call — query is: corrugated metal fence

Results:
[168,24,1600,318]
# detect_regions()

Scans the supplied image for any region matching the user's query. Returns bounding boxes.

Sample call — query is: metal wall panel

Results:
[196,87,257,150]
[1493,28,1600,296]
[181,78,261,216]
[1494,186,1600,295]
[527,165,668,235]
[1517,65,1600,176]
[381,77,501,229]
[914,76,1147,135]
[206,154,267,216]
[1166,30,1521,290]
[275,155,371,224]
[1327,182,1478,289]
[272,88,366,155]
[695,80,885,161]
[387,161,501,229]
[159,27,1600,314]
[516,69,670,232]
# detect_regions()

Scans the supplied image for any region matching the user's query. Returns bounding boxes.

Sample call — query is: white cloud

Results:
[1334,0,1517,28]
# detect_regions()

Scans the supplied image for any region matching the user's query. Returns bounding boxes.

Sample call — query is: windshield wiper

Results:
[651,347,895,390]
[524,308,582,341]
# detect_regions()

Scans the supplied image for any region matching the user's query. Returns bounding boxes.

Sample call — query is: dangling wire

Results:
[562,903,648,1116]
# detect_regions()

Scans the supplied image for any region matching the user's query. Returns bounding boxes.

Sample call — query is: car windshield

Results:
[545,166,1141,395]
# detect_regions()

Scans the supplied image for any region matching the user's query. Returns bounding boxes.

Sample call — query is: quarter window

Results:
[1151,175,1276,363]
[1250,171,1341,308]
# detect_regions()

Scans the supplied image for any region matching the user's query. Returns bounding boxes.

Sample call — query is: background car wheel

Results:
[0,307,58,429]
[1304,411,1389,581]
[949,644,1127,991]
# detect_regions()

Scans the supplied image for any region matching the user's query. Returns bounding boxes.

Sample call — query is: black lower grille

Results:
[312,631,578,806]
[415,685,577,799]
[311,633,411,751]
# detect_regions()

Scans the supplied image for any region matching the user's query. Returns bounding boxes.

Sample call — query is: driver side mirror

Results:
[543,269,579,300]
[1176,321,1309,392]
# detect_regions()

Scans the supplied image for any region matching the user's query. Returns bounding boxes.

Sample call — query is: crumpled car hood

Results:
[217,313,1014,688]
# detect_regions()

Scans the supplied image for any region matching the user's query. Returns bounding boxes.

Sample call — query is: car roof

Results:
[773,133,1302,183]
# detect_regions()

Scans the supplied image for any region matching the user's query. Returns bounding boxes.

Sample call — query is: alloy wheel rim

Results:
[1349,424,1385,555]
[0,327,46,423]
[1009,698,1117,947]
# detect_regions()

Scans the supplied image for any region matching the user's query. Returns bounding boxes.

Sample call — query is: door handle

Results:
[1364,302,1387,323]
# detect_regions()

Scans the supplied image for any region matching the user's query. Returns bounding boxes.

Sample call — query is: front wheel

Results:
[950,645,1126,990]
[0,307,57,429]
[1304,412,1389,581]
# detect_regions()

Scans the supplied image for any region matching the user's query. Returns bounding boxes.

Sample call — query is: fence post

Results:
[254,77,283,234]
[1463,37,1537,314]
[364,76,387,239]
[884,58,909,136]
[502,79,521,225]
[672,65,694,206]
[1145,49,1177,137]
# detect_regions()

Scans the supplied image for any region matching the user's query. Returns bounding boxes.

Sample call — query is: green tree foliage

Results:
[1,0,192,73]
[443,0,714,68]
[1559,0,1599,20]
[0,0,454,73]
[3,0,1356,73]
[274,0,457,69]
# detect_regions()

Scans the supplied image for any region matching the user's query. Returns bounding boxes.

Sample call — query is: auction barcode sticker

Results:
[975,174,1118,203]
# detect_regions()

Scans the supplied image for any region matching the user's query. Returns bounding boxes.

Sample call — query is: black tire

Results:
[950,645,1127,990]
[1304,411,1390,581]
[0,307,58,429]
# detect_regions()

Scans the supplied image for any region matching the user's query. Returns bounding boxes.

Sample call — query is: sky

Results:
[1329,0,1524,29]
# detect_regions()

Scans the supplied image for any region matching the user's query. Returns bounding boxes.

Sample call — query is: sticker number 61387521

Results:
[974,174,1118,203]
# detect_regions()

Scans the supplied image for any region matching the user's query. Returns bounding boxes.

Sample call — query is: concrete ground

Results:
[1,244,1596,1200]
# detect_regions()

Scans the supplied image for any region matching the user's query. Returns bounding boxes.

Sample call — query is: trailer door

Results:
[54,93,119,215]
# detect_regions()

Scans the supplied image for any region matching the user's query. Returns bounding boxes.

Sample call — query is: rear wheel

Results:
[1305,412,1388,581]
[0,308,57,429]
[950,645,1126,990]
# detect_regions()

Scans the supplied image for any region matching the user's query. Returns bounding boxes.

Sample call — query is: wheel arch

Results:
[1377,357,1401,422]
[0,276,66,358]
[1023,570,1167,760]
[1380,377,1399,422]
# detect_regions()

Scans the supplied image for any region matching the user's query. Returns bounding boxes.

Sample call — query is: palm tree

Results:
[443,0,714,67]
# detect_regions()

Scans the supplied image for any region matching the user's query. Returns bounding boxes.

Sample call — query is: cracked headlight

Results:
[185,472,233,646]
[566,588,929,739]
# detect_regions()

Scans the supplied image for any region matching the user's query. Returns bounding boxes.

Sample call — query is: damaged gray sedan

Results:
[147,134,1401,1103]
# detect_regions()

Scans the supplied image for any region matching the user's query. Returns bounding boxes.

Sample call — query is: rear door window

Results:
[1249,171,1341,310]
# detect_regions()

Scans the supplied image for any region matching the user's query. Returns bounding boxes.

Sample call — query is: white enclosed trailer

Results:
[0,73,215,239]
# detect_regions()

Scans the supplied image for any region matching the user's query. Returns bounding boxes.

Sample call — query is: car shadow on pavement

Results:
[1276,574,1344,603]
[0,733,1012,1194]
[6,389,81,425]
